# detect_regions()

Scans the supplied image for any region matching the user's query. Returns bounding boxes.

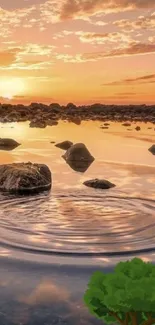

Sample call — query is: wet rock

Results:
[69,117,81,125]
[0,138,20,151]
[29,120,47,128]
[0,162,51,194]
[62,143,94,163]
[83,178,116,189]
[135,126,141,131]
[46,120,58,126]
[66,103,77,110]
[148,145,155,155]
[55,141,73,150]
[122,123,131,127]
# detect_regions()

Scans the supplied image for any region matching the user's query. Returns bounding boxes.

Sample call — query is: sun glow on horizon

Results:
[0,78,26,100]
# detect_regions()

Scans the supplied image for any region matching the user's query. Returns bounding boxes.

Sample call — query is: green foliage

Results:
[83,258,155,324]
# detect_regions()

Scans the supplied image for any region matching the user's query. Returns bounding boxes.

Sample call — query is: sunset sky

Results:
[0,0,155,105]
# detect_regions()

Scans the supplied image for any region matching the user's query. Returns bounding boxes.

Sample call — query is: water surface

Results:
[0,121,155,324]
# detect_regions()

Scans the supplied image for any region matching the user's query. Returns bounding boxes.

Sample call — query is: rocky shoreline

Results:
[0,102,155,126]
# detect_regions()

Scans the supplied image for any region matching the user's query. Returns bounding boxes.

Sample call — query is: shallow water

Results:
[0,120,155,324]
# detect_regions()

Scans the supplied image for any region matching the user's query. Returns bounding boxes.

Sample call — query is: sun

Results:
[0,78,25,100]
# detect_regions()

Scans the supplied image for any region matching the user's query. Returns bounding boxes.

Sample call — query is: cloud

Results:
[114,13,155,31]
[76,31,132,44]
[0,48,19,66]
[102,73,155,85]
[55,42,155,63]
[60,0,155,20]
[0,44,55,70]
[82,42,155,61]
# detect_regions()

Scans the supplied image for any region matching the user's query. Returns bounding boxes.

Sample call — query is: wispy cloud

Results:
[114,13,155,31]
[102,73,155,85]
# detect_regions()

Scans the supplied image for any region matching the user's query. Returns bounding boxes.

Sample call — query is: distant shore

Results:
[0,102,155,126]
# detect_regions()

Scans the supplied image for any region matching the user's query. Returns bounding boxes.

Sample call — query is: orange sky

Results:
[0,0,155,105]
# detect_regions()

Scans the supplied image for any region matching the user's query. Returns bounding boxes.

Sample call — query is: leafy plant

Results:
[83,258,155,325]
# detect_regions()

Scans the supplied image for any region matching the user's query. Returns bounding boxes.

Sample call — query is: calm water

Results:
[0,120,155,325]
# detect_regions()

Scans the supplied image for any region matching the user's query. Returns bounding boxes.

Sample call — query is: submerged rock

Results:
[55,141,73,150]
[0,138,20,150]
[83,178,116,189]
[62,143,94,163]
[148,144,155,155]
[0,162,51,194]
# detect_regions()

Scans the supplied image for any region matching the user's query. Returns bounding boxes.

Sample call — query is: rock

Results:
[148,145,155,155]
[122,123,131,127]
[135,126,141,131]
[62,143,94,163]
[0,162,51,194]
[66,103,77,110]
[46,120,58,126]
[100,126,109,129]
[0,138,20,151]
[29,120,47,128]
[55,141,73,150]
[50,141,55,144]
[69,117,81,125]
[104,123,110,126]
[83,178,116,189]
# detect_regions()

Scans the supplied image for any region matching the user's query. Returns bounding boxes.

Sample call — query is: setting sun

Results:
[0,78,25,100]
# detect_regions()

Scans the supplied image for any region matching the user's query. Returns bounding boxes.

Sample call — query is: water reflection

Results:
[63,158,94,172]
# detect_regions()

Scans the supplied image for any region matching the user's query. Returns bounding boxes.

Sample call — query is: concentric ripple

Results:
[0,190,155,256]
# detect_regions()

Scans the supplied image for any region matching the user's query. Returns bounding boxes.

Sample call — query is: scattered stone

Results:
[0,103,154,124]
[69,117,81,125]
[29,120,47,128]
[135,126,141,131]
[46,120,58,126]
[122,123,131,127]
[0,162,51,194]
[0,138,20,151]
[148,145,155,155]
[83,178,116,189]
[55,141,73,150]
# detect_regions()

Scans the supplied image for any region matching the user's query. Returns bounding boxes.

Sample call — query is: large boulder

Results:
[0,138,20,150]
[83,178,116,189]
[62,143,94,163]
[55,141,73,150]
[148,144,155,155]
[0,162,51,194]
